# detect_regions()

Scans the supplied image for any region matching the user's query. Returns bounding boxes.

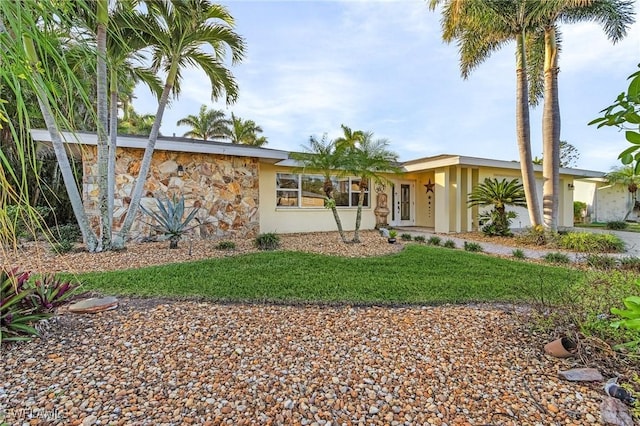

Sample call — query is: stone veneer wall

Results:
[83,146,260,240]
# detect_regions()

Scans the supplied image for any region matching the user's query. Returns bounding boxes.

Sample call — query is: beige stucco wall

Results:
[259,163,377,234]
[83,146,260,240]
[574,180,630,223]
[475,166,575,229]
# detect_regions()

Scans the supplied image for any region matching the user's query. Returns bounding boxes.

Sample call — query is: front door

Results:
[390,181,415,226]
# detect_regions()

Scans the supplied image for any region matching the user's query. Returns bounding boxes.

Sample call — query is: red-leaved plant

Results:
[1,267,77,343]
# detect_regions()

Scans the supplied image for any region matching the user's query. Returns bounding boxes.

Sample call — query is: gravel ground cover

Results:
[2,301,604,426]
[0,231,621,425]
[0,231,402,274]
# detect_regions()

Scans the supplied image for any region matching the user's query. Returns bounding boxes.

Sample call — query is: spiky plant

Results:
[140,195,199,249]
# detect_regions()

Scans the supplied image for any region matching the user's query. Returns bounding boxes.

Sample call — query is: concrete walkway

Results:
[394,226,640,262]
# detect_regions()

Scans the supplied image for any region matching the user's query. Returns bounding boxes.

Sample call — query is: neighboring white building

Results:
[574,178,637,223]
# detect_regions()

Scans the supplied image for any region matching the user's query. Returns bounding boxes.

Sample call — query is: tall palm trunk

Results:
[542,25,561,231]
[515,31,541,227]
[23,35,99,251]
[108,68,119,235]
[96,0,110,250]
[113,62,178,248]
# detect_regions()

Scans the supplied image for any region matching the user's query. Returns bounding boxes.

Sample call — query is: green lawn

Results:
[66,244,583,305]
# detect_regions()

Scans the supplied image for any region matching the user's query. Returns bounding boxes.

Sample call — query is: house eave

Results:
[30,129,290,161]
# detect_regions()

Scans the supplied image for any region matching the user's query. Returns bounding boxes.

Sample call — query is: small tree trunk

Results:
[352,186,366,243]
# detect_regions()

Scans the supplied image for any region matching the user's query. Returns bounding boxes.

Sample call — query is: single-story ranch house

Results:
[31,129,605,240]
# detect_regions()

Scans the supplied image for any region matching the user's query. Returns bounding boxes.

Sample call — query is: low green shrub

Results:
[559,232,625,253]
[542,252,570,264]
[606,220,628,230]
[3,205,51,240]
[428,236,442,246]
[413,235,426,243]
[50,239,75,254]
[400,233,412,241]
[512,249,526,259]
[255,232,280,250]
[52,224,81,242]
[585,254,617,270]
[515,225,552,246]
[443,239,456,249]
[216,241,236,250]
[1,267,77,344]
[464,241,483,252]
[568,271,640,353]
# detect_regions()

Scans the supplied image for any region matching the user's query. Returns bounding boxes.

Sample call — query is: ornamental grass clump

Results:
[1,267,77,344]
[427,236,442,246]
[255,232,280,250]
[559,232,625,253]
[400,233,412,241]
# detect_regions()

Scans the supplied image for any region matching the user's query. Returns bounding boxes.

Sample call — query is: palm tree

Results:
[114,0,245,249]
[177,105,231,141]
[228,113,268,146]
[334,124,365,150]
[291,135,349,243]
[118,106,156,135]
[4,1,101,251]
[534,0,634,231]
[344,131,399,243]
[605,165,640,219]
[429,0,543,228]
[468,178,527,236]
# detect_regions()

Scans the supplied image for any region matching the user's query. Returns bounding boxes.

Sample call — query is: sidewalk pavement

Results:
[394,227,640,262]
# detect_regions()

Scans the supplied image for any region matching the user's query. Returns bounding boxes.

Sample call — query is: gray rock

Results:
[69,297,118,314]
[558,368,603,382]
[601,397,634,426]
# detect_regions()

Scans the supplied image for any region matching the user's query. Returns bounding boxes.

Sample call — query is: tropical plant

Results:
[542,252,570,264]
[427,236,442,246]
[605,165,640,219]
[113,0,245,249]
[1,267,77,344]
[610,288,640,347]
[443,239,456,249]
[590,64,640,172]
[139,195,199,249]
[428,0,543,228]
[512,249,526,259]
[573,201,587,223]
[414,235,426,243]
[400,233,413,241]
[291,134,349,243]
[228,113,268,146]
[118,106,156,135]
[255,232,280,250]
[1,0,101,251]
[343,130,400,243]
[558,232,625,253]
[215,240,236,250]
[468,178,527,236]
[535,0,634,231]
[464,241,483,252]
[606,220,628,230]
[177,105,231,141]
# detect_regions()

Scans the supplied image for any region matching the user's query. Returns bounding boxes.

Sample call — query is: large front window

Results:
[276,173,369,208]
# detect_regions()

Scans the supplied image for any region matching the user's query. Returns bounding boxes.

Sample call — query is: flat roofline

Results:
[30,129,290,161]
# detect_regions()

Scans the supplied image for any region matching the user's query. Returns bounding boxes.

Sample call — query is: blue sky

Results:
[133,0,640,172]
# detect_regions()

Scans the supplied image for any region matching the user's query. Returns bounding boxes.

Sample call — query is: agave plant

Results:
[140,195,200,249]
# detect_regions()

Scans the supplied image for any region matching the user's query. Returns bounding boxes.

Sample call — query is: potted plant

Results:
[388,230,397,244]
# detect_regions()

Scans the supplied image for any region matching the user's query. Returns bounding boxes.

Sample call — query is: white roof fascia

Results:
[30,129,290,161]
